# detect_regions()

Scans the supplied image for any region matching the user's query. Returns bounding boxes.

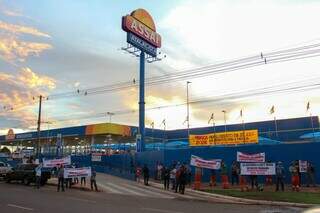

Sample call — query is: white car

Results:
[0,161,12,178]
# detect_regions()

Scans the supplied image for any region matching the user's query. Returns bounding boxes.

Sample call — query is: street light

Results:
[222,110,227,133]
[186,81,192,130]
[106,112,115,123]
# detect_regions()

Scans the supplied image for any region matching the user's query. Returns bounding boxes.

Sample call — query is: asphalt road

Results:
[0,175,304,213]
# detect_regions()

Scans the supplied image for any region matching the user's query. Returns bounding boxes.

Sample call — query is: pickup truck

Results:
[0,161,12,178]
[6,164,51,185]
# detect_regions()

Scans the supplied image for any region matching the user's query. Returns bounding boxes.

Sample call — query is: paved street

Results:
[0,174,304,213]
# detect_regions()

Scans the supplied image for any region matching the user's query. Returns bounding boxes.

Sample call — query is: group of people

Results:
[134,159,317,193]
[55,164,98,192]
[215,160,316,192]
[135,162,191,194]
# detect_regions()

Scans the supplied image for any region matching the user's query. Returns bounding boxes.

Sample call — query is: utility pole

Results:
[36,95,43,160]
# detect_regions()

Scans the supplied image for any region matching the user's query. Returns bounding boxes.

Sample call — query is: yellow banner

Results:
[85,123,131,136]
[189,130,258,146]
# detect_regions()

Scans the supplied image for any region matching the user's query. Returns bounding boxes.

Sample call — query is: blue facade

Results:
[1,116,318,143]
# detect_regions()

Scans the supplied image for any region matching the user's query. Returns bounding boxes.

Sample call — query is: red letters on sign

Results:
[122,15,161,48]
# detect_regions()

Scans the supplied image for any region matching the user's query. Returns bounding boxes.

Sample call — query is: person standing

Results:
[35,163,42,189]
[178,165,187,194]
[143,164,149,186]
[170,167,177,190]
[81,176,86,186]
[90,168,98,191]
[275,161,285,191]
[57,164,65,192]
[307,162,316,187]
[163,167,170,190]
[231,161,239,186]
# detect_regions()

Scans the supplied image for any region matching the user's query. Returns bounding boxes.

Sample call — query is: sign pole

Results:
[139,51,145,152]
[37,95,42,160]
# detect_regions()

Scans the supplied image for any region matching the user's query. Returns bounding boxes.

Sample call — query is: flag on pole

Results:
[150,121,154,129]
[208,113,214,124]
[269,105,275,114]
[240,109,243,118]
[161,119,166,126]
[306,102,310,111]
[183,116,188,125]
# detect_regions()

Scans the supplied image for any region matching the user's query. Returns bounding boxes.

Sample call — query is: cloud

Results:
[0,21,50,38]
[0,36,52,62]
[18,67,56,89]
[0,67,56,129]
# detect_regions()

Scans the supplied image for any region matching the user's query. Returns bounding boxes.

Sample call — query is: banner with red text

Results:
[64,167,92,178]
[190,155,221,170]
[237,152,265,163]
[240,163,275,175]
[43,156,71,168]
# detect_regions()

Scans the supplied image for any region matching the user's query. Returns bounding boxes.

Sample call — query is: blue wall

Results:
[99,143,320,183]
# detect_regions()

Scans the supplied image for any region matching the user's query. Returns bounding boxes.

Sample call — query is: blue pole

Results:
[139,51,145,152]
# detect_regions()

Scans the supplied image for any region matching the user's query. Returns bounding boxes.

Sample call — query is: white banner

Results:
[240,163,275,175]
[64,167,92,179]
[299,160,308,173]
[190,155,221,170]
[237,152,265,163]
[43,156,71,168]
[91,153,102,162]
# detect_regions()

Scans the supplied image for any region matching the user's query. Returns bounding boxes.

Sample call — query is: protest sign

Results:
[299,160,308,173]
[91,153,102,162]
[43,156,71,168]
[190,155,221,170]
[189,130,258,146]
[237,152,265,163]
[240,163,275,175]
[64,167,92,179]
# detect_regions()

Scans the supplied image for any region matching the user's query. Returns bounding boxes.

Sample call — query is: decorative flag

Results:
[208,113,214,124]
[240,109,243,117]
[183,116,188,125]
[161,119,166,127]
[270,105,275,114]
[306,102,310,111]
[150,121,154,129]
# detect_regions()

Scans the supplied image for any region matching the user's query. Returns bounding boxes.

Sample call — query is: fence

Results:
[92,142,320,184]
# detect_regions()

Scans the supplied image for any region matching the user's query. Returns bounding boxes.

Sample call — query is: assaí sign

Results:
[122,9,162,48]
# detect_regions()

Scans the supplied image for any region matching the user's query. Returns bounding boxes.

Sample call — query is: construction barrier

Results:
[239,176,249,191]
[193,167,202,190]
[221,175,230,189]
[291,175,300,191]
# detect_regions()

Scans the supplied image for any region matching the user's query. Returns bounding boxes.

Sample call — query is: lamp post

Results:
[222,110,227,133]
[186,81,192,130]
[107,112,115,123]
[36,95,43,160]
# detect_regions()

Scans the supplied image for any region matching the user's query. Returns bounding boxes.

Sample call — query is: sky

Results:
[1,0,320,134]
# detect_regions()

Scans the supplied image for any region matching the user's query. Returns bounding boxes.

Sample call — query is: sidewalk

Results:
[147,180,317,208]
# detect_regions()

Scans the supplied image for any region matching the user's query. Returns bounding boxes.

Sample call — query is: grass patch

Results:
[203,189,320,204]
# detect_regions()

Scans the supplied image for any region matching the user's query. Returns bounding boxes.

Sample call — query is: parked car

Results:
[0,161,12,178]
[6,164,51,186]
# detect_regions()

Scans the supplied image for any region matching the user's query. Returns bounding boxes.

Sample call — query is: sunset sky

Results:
[1,0,320,134]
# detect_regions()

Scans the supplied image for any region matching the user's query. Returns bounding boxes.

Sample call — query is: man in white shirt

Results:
[35,163,42,189]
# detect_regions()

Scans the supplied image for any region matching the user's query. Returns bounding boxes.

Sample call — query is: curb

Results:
[149,181,316,208]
